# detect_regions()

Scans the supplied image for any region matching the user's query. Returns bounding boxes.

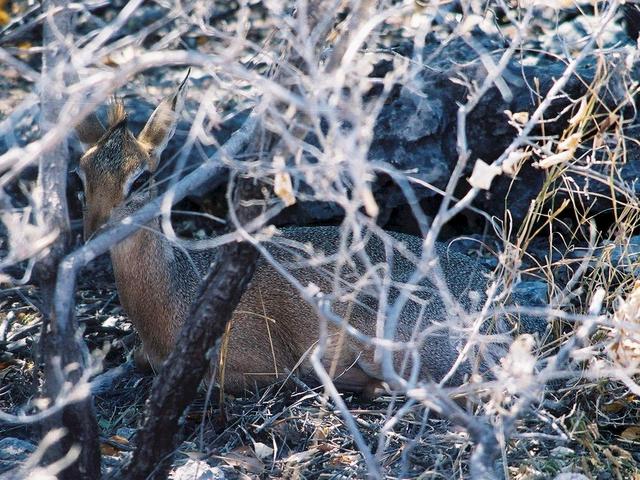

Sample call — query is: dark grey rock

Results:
[101,451,131,477]
[601,235,640,270]
[0,437,36,474]
[60,34,640,238]
[512,280,549,307]
[115,427,137,440]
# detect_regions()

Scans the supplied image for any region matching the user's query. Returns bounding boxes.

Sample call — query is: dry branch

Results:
[35,2,100,478]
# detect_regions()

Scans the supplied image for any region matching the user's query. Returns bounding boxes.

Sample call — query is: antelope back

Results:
[219,226,545,392]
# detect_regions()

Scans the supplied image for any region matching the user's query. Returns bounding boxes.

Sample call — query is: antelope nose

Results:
[83,209,109,242]
[83,218,97,242]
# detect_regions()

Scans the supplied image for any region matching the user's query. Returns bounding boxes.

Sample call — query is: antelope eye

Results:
[73,168,86,188]
[130,171,152,194]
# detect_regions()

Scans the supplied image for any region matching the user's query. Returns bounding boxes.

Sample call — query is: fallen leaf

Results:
[99,434,129,456]
[273,155,296,207]
[253,441,274,460]
[620,426,640,441]
[569,97,589,126]
[221,446,264,474]
[109,435,129,445]
[468,159,502,190]
[511,111,529,124]
[502,150,530,175]
[535,149,573,169]
[329,453,360,466]
[100,443,120,457]
[557,132,581,152]
[284,448,317,465]
[601,401,626,414]
[316,443,335,453]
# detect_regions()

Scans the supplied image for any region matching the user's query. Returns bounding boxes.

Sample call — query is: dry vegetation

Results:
[2,0,640,478]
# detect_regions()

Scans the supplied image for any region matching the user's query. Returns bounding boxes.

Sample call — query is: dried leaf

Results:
[621,426,640,441]
[253,441,274,460]
[110,435,129,445]
[604,445,633,460]
[316,443,334,453]
[558,132,581,152]
[502,150,530,175]
[221,446,265,474]
[510,110,529,125]
[284,448,317,465]
[535,150,573,169]
[569,97,589,126]
[273,155,296,207]
[100,436,128,457]
[468,159,502,190]
[601,401,625,414]
[330,453,360,466]
[100,443,120,457]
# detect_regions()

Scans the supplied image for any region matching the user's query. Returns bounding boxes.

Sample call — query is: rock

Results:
[170,459,226,480]
[553,474,589,480]
[102,452,130,478]
[512,280,548,307]
[600,235,640,271]
[441,235,500,270]
[550,446,576,458]
[0,437,36,474]
[268,34,637,233]
[115,427,137,440]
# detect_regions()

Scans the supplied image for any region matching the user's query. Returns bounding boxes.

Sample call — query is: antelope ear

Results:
[138,69,190,170]
[75,112,106,145]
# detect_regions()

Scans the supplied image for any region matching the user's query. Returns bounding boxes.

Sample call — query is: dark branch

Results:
[121,167,265,479]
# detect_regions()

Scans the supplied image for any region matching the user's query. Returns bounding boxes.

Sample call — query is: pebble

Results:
[171,459,226,480]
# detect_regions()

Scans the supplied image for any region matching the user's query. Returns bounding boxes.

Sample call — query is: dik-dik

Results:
[75,77,543,396]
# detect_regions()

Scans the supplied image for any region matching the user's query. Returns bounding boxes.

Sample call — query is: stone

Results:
[170,459,226,480]
[0,437,36,474]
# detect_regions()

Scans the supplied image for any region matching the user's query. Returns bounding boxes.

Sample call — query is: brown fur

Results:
[107,98,127,127]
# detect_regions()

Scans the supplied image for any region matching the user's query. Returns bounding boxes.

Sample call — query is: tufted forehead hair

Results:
[107,98,127,127]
